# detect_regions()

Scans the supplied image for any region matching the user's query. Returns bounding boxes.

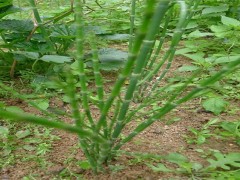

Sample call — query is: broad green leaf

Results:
[182,53,205,63]
[32,99,49,110]
[221,16,240,27]
[175,48,194,55]
[0,6,21,19]
[40,55,72,63]
[220,122,240,137]
[62,95,71,103]
[197,135,206,144]
[50,24,75,39]
[101,34,130,41]
[191,162,203,171]
[100,61,125,71]
[98,48,128,62]
[3,147,12,156]
[214,55,240,64]
[210,25,230,34]
[0,0,12,8]
[202,98,228,115]
[85,48,128,71]
[84,25,109,35]
[32,75,48,84]
[23,145,36,151]
[13,51,39,60]
[207,153,240,170]
[0,126,9,138]
[16,129,31,139]
[165,153,189,164]
[77,161,91,170]
[202,5,229,15]
[188,30,213,38]
[178,65,199,72]
[146,163,173,172]
[6,106,24,113]
[0,19,33,32]
[185,21,198,29]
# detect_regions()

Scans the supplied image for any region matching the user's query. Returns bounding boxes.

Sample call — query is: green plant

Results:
[185,118,219,145]
[185,117,240,146]
[1,0,240,174]
[0,0,75,78]
[176,4,240,77]
[147,152,240,179]
[218,121,240,145]
[0,119,59,169]
[202,97,229,115]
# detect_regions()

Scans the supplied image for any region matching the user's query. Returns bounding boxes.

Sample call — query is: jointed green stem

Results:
[75,1,95,128]
[129,0,136,51]
[139,0,188,89]
[90,36,104,111]
[112,0,171,140]
[113,58,240,151]
[96,0,157,133]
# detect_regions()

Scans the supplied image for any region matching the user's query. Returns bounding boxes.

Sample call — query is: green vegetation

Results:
[0,0,240,179]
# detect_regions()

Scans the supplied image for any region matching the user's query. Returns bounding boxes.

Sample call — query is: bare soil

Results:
[0,54,240,180]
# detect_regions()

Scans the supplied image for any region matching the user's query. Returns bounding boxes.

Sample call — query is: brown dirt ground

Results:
[0,52,240,180]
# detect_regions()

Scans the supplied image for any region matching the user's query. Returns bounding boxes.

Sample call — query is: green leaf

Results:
[188,30,213,38]
[202,5,229,15]
[197,135,206,144]
[50,24,75,39]
[192,162,203,171]
[0,0,12,9]
[175,48,194,55]
[100,61,125,71]
[84,25,109,35]
[98,48,128,63]
[214,55,240,64]
[16,129,31,139]
[221,16,240,27]
[202,98,228,115]
[146,163,173,172]
[85,48,128,71]
[185,21,198,29]
[210,25,230,34]
[207,152,240,170]
[165,153,189,164]
[0,6,21,19]
[23,145,36,151]
[101,34,130,41]
[0,19,33,32]
[32,99,49,110]
[178,65,199,72]
[182,53,205,63]
[13,51,39,60]
[220,121,240,137]
[77,160,91,170]
[6,106,24,113]
[40,55,72,63]
[109,164,125,172]
[0,126,9,138]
